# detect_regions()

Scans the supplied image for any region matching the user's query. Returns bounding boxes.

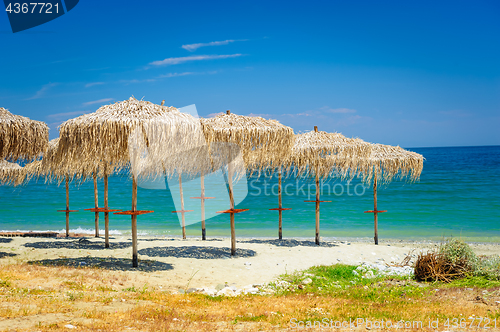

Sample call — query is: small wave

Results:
[0,227,123,235]
[56,227,123,235]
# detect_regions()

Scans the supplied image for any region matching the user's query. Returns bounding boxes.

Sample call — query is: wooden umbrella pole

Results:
[93,173,99,237]
[179,174,186,239]
[104,172,110,248]
[131,178,138,267]
[315,163,320,245]
[65,176,70,237]
[191,171,214,240]
[201,172,206,240]
[227,160,236,256]
[373,175,378,245]
[278,170,283,240]
[363,174,386,244]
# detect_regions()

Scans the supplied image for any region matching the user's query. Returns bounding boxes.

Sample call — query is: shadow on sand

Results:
[0,251,17,258]
[137,238,223,242]
[28,257,173,272]
[139,246,256,259]
[0,238,13,243]
[23,238,132,250]
[239,239,338,248]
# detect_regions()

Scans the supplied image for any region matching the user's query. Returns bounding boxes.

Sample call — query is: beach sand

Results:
[2,234,500,293]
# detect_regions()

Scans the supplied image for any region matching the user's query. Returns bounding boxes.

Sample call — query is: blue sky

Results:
[1,0,499,147]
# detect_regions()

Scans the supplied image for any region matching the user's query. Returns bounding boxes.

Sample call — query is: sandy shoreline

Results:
[1,234,500,293]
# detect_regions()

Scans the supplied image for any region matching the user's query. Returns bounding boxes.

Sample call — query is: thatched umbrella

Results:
[0,107,49,162]
[22,138,111,238]
[22,139,78,238]
[58,97,204,267]
[0,160,24,186]
[358,143,424,245]
[288,126,372,245]
[200,110,295,255]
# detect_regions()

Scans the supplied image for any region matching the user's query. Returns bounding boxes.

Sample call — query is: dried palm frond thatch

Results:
[287,128,372,179]
[414,252,470,282]
[200,111,295,170]
[357,143,424,184]
[23,138,117,185]
[57,97,204,174]
[0,160,24,185]
[0,107,49,161]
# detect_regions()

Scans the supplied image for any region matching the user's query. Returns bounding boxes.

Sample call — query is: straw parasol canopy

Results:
[201,111,295,171]
[286,126,372,245]
[58,97,203,173]
[0,107,49,161]
[22,138,107,184]
[287,128,372,179]
[359,143,424,184]
[22,138,112,238]
[0,160,24,185]
[356,143,424,245]
[58,97,206,267]
[200,110,295,255]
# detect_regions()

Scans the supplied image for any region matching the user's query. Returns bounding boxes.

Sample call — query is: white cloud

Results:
[246,112,274,118]
[120,71,219,85]
[158,72,195,78]
[47,110,89,119]
[149,54,243,66]
[85,82,105,88]
[181,39,247,52]
[282,110,317,117]
[321,106,357,114]
[119,78,158,84]
[207,112,225,118]
[82,98,114,106]
[26,83,58,100]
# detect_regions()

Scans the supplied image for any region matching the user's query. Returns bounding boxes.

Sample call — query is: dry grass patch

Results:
[1,262,500,331]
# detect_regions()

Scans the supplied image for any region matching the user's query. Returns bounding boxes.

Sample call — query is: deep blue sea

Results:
[1,146,499,242]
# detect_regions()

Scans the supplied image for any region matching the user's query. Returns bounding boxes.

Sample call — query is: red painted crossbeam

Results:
[364,210,388,213]
[113,210,154,216]
[216,208,249,214]
[84,208,122,213]
[269,207,292,211]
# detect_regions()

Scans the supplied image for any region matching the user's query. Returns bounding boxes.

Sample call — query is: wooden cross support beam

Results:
[84,208,122,213]
[216,208,249,214]
[304,200,332,203]
[190,196,216,200]
[57,209,79,213]
[269,207,292,211]
[113,210,154,216]
[364,210,387,214]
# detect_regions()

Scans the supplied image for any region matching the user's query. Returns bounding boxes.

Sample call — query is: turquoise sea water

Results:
[1,146,499,242]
